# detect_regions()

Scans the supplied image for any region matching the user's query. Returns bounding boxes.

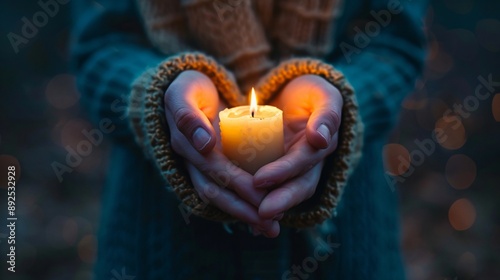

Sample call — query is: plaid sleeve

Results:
[70,0,165,141]
[332,0,428,140]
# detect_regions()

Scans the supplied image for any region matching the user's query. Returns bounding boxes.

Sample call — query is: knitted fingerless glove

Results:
[255,58,363,227]
[128,52,363,227]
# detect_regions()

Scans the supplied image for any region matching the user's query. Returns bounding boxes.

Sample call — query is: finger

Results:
[259,163,323,219]
[166,113,267,208]
[274,213,284,221]
[188,163,262,224]
[263,220,280,238]
[305,78,343,149]
[187,164,277,234]
[253,135,335,189]
[164,70,219,154]
[197,150,267,207]
[306,107,342,149]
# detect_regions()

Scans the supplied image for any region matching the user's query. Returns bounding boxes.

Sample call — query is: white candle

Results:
[219,88,284,174]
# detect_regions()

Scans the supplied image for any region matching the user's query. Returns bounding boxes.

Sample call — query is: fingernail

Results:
[317,124,330,145]
[192,127,211,151]
[255,180,275,188]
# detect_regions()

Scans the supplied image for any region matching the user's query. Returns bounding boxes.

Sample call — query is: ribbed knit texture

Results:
[128,53,362,227]
[273,0,343,59]
[183,0,273,92]
[136,0,191,53]
[254,58,363,226]
[71,0,428,278]
[129,53,244,222]
[137,0,345,92]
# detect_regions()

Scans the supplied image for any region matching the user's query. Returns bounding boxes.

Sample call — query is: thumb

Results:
[172,107,216,154]
[288,75,343,150]
[164,71,218,154]
[306,107,341,150]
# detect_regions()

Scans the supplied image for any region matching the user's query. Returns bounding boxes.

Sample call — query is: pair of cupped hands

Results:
[164,70,343,238]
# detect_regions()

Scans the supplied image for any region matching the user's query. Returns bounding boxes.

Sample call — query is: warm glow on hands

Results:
[254,75,343,222]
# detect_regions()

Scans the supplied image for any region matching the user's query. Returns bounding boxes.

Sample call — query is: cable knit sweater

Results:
[71,0,427,278]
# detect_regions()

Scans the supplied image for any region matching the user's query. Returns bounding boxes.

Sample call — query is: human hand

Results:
[254,75,343,221]
[164,70,278,236]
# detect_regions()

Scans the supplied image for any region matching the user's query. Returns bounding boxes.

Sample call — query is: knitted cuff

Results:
[255,58,364,228]
[128,52,244,222]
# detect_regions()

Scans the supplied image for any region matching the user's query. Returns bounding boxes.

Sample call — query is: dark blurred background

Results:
[0,0,499,279]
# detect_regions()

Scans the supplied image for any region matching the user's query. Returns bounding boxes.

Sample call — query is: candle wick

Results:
[251,111,254,118]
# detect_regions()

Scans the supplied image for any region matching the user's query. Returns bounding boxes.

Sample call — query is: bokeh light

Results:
[426,32,439,62]
[445,154,477,189]
[449,198,476,231]
[77,235,97,264]
[492,93,500,122]
[427,49,454,79]
[60,119,93,148]
[416,172,451,204]
[476,19,500,52]
[402,97,428,110]
[383,143,411,176]
[402,80,427,110]
[45,74,80,109]
[62,218,79,245]
[434,116,467,150]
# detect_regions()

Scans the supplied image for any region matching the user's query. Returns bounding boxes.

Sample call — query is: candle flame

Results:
[250,87,257,118]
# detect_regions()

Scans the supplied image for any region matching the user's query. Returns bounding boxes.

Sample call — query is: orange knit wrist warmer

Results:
[129,52,244,222]
[256,58,363,227]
